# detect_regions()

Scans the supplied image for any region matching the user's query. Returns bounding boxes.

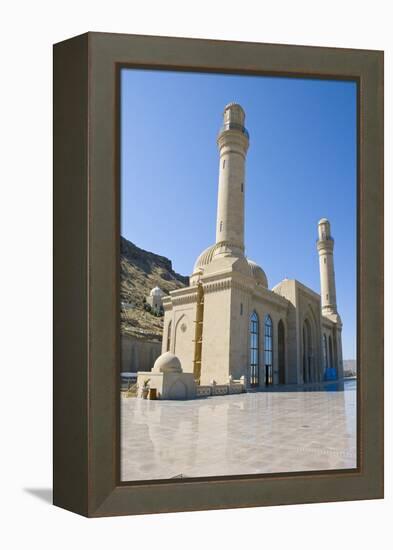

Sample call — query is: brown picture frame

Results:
[53,32,384,517]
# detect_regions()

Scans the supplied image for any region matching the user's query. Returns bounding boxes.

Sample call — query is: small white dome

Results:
[247,259,268,288]
[153,352,183,374]
[150,286,164,297]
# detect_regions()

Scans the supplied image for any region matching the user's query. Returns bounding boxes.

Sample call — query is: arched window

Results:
[249,312,259,386]
[264,315,273,385]
[328,335,333,370]
[166,321,172,352]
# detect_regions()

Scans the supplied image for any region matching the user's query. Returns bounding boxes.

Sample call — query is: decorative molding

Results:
[203,278,232,294]
[171,292,198,306]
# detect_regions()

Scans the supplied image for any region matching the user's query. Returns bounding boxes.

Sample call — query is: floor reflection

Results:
[121,379,357,481]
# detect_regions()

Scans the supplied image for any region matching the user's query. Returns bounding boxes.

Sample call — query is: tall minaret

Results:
[215,103,249,257]
[317,218,338,317]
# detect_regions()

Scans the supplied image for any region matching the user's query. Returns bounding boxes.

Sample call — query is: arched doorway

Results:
[278,319,285,384]
[264,315,273,386]
[302,319,312,383]
[249,311,259,386]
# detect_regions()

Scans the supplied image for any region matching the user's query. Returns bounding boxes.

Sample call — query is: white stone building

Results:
[146,286,165,312]
[161,103,343,388]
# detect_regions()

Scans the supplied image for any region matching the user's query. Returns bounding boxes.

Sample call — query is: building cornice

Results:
[203,278,233,294]
[253,286,289,309]
[165,287,199,307]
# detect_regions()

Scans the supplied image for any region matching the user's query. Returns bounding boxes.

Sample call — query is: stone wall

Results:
[121,333,161,373]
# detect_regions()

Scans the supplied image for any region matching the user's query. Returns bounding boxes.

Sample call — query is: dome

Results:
[193,243,220,273]
[193,246,268,287]
[153,352,183,374]
[150,286,164,297]
[247,259,268,288]
[318,218,329,225]
[224,102,245,113]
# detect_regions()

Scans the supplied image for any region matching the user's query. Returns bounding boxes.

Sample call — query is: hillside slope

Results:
[120,237,188,340]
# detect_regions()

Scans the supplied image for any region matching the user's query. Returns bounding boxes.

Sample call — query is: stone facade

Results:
[161,103,343,389]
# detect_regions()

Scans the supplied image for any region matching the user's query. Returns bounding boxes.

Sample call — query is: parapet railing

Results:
[219,122,249,138]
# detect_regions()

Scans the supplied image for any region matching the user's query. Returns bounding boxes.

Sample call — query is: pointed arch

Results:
[264,314,273,385]
[173,313,188,353]
[302,303,320,383]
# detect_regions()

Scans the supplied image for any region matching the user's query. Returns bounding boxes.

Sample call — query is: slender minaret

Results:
[317,218,338,317]
[215,103,249,257]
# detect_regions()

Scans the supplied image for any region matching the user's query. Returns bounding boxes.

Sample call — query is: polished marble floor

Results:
[121,380,357,481]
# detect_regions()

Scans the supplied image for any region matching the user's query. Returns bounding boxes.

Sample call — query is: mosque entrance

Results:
[265,364,273,386]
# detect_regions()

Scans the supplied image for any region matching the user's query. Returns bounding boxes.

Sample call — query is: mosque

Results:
[149,103,344,391]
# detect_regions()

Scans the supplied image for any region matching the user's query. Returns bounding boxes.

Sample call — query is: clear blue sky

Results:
[121,69,357,359]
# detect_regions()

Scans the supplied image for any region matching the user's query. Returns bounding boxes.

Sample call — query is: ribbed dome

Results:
[193,243,220,273]
[193,246,268,287]
[153,352,182,373]
[247,259,268,288]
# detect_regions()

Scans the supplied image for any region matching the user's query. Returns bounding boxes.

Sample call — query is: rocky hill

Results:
[120,237,188,341]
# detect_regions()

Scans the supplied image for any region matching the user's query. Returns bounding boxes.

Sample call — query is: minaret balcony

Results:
[317,238,334,252]
[219,122,249,139]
